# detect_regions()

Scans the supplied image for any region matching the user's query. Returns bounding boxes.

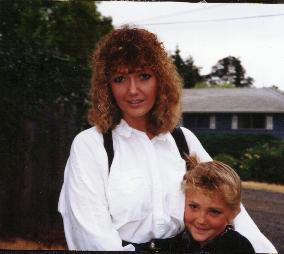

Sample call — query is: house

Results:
[182,88,284,138]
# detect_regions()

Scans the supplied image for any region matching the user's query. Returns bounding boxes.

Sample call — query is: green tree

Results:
[0,0,112,238]
[206,56,253,87]
[171,47,203,88]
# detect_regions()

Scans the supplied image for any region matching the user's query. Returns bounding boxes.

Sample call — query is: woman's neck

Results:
[123,117,155,139]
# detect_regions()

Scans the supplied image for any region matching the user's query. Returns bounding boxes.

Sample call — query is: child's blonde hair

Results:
[182,155,241,213]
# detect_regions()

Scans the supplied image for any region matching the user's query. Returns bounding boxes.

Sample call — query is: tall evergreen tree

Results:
[171,47,203,88]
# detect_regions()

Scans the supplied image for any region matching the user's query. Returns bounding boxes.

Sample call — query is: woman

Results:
[58,26,277,252]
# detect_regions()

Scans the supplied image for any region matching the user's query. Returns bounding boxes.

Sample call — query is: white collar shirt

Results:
[58,120,277,253]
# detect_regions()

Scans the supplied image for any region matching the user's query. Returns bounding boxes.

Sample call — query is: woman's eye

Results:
[140,73,151,81]
[112,75,125,83]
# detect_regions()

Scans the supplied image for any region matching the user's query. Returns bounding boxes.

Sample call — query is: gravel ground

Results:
[242,188,284,254]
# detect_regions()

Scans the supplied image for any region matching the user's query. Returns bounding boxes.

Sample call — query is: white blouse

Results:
[58,120,277,253]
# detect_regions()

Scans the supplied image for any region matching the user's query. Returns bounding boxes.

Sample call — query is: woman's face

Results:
[110,66,158,129]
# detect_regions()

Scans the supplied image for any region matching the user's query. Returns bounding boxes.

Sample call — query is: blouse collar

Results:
[114,119,172,143]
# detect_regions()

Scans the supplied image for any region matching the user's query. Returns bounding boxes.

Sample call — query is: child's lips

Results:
[193,224,210,233]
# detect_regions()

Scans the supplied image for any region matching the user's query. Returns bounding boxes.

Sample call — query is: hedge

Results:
[197,134,284,184]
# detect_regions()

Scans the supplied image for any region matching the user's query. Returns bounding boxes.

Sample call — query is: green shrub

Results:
[213,153,239,168]
[198,133,279,158]
[239,143,284,184]
[197,134,284,184]
[213,153,252,180]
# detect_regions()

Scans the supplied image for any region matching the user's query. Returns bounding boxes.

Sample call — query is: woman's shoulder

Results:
[72,126,104,149]
[179,126,200,147]
[179,126,212,162]
[179,126,205,146]
[179,126,197,139]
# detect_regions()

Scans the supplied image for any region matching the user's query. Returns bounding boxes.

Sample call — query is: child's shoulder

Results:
[181,228,255,253]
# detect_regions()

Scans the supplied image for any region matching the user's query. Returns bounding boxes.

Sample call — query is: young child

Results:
[181,155,255,253]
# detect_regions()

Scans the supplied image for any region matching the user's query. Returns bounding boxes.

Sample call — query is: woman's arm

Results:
[180,127,277,253]
[58,128,134,251]
[234,204,277,253]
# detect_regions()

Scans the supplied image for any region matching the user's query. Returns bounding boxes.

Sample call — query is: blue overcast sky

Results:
[98,2,284,91]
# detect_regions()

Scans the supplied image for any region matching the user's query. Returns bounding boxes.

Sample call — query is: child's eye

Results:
[209,209,222,216]
[139,73,151,81]
[112,75,125,83]
[188,203,198,210]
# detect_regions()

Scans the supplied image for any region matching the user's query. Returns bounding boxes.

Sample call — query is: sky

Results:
[97,1,284,91]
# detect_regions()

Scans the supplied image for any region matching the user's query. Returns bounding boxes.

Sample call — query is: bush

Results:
[198,133,279,158]
[213,153,239,168]
[239,143,284,184]
[213,153,253,180]
[197,134,284,184]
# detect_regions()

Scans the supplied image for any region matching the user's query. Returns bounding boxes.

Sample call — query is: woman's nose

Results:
[128,76,138,94]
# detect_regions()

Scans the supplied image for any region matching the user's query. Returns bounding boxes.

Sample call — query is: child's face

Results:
[184,189,236,247]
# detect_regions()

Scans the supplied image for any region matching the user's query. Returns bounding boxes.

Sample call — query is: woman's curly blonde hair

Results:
[88,25,183,134]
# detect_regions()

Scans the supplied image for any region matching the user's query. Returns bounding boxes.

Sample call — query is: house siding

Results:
[182,113,284,138]
[274,114,284,138]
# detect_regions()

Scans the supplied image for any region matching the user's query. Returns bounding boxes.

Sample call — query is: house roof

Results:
[182,88,284,113]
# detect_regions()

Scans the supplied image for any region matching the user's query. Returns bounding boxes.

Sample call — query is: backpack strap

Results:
[103,127,189,173]
[103,129,114,173]
[171,127,189,160]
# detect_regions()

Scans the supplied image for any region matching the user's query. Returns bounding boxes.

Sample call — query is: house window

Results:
[232,114,273,129]
[238,114,265,129]
[184,114,216,129]
[192,115,209,128]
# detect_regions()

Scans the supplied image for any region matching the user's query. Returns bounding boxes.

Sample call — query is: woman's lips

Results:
[127,99,144,107]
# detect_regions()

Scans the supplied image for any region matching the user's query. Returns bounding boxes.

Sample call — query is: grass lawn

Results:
[242,181,284,194]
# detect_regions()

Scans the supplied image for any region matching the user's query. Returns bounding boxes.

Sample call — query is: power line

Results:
[132,3,227,23]
[138,12,284,26]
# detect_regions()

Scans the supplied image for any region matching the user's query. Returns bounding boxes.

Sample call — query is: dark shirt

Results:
[182,226,255,254]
